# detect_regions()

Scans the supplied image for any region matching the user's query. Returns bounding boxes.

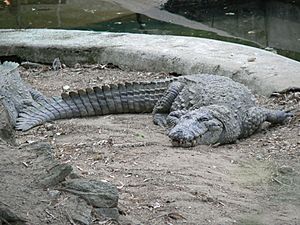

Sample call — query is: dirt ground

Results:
[4,64,300,225]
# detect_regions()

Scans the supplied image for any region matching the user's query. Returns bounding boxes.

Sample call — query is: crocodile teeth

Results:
[192,140,197,146]
[171,140,179,147]
[171,139,198,148]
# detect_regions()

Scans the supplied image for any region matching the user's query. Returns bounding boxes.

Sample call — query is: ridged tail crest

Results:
[0,61,19,75]
[16,80,172,131]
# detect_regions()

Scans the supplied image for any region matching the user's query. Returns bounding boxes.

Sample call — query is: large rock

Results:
[63,196,93,225]
[1,29,300,95]
[0,201,26,225]
[0,101,15,145]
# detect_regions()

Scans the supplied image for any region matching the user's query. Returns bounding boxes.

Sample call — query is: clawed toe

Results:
[153,113,168,127]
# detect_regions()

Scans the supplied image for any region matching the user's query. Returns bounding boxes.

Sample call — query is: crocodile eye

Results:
[198,117,209,122]
[205,120,223,131]
[183,115,192,120]
[169,112,182,118]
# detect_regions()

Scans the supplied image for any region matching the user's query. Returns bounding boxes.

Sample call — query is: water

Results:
[0,0,299,61]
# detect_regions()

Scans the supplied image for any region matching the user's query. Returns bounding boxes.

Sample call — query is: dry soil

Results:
[6,64,300,225]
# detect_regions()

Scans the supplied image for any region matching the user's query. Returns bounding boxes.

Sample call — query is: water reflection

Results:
[163,0,300,59]
[0,0,299,61]
[0,0,131,29]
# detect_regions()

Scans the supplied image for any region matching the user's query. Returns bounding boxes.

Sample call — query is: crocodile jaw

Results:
[167,112,224,147]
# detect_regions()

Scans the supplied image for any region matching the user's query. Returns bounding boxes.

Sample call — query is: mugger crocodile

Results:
[14,68,292,147]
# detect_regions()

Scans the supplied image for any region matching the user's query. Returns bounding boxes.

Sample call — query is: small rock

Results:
[23,141,53,157]
[153,202,161,209]
[278,165,294,174]
[256,154,263,160]
[68,166,82,179]
[247,57,256,62]
[26,140,36,144]
[47,189,61,199]
[61,179,118,208]
[93,207,119,220]
[64,196,92,225]
[39,163,73,187]
[265,47,277,54]
[62,85,70,92]
[74,63,81,68]
[45,123,55,131]
[0,202,26,224]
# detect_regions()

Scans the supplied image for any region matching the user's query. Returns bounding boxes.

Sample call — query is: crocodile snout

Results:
[168,122,205,147]
[168,129,195,141]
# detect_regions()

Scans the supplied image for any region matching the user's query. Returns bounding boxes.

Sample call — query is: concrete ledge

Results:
[0,29,299,95]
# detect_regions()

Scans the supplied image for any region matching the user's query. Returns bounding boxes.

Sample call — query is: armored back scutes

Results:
[16,79,172,131]
[0,61,19,75]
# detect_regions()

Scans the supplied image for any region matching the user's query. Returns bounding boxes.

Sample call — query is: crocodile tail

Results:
[15,80,171,131]
[0,61,19,75]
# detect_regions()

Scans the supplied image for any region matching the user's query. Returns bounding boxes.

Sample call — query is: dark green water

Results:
[77,13,262,49]
[0,0,299,61]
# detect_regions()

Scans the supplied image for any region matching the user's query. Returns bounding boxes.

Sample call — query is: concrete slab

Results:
[0,29,299,95]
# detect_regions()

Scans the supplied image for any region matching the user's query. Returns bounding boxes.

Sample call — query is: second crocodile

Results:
[16,74,291,147]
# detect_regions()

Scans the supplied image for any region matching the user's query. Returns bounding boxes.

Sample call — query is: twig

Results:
[113,142,155,148]
[21,61,44,69]
[54,196,69,207]
[218,201,226,207]
[0,201,10,207]
[45,209,55,219]
[272,177,283,185]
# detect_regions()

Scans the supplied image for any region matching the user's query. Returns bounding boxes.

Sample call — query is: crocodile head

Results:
[167,109,224,147]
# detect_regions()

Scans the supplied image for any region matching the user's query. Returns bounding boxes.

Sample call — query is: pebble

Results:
[45,123,55,131]
[62,85,70,91]
[247,57,256,62]
[278,165,294,174]
[47,189,61,198]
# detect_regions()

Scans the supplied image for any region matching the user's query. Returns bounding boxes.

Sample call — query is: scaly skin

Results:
[16,74,292,147]
[0,62,47,126]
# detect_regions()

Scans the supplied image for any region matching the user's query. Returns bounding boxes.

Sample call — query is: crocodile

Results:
[15,70,292,147]
[0,61,46,126]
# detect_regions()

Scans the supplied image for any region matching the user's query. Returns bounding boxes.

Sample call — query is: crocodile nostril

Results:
[168,129,194,141]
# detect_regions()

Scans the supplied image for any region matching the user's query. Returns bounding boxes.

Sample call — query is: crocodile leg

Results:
[264,108,293,124]
[15,101,58,131]
[152,81,184,127]
[241,107,292,138]
[166,110,188,127]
